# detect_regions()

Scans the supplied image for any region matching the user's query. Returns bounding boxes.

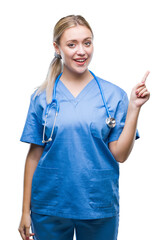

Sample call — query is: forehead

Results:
[60,25,93,43]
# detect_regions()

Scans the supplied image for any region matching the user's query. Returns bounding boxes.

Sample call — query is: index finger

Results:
[142,70,150,83]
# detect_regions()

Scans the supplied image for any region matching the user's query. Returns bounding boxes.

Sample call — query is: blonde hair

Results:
[34,15,94,104]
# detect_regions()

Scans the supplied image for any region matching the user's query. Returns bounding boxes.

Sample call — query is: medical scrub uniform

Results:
[20,73,139,240]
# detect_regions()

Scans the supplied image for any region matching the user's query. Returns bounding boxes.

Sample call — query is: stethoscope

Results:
[42,70,116,143]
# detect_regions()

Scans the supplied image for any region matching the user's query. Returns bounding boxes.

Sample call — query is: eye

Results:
[67,43,75,48]
[85,41,92,46]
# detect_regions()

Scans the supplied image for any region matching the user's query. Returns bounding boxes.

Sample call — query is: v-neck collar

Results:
[58,77,95,107]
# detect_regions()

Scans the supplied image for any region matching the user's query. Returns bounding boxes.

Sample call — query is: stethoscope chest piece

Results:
[106,117,116,128]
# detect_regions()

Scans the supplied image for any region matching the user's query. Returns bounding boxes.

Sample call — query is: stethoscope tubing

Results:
[52,70,110,116]
[89,70,111,118]
[42,70,115,143]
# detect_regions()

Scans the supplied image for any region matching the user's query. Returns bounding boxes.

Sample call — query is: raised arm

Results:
[108,71,150,163]
[18,144,44,240]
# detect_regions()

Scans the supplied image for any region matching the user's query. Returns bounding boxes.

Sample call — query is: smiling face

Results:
[53,25,94,76]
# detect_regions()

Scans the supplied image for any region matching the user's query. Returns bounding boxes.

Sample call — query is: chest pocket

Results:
[90,106,114,141]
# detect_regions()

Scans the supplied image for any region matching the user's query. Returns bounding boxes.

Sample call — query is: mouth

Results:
[73,58,87,65]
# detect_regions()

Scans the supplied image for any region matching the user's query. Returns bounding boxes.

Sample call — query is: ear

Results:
[53,42,60,54]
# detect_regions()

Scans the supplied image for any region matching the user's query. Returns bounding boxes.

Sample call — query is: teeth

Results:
[76,59,85,62]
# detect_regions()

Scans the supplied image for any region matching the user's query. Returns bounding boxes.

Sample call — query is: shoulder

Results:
[96,76,127,99]
[31,88,46,104]
[30,88,47,116]
[96,76,129,112]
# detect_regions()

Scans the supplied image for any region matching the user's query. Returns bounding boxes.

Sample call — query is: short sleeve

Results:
[108,92,140,143]
[20,93,45,146]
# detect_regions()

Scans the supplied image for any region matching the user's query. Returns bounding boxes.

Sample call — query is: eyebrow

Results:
[66,37,92,43]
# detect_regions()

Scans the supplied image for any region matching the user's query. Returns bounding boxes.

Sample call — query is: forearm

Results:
[21,144,43,214]
[112,103,140,163]
[109,71,150,163]
[22,156,39,214]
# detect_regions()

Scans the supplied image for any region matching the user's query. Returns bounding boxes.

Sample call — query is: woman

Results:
[18,15,150,240]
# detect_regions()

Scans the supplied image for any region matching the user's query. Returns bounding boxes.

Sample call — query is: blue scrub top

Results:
[20,74,140,219]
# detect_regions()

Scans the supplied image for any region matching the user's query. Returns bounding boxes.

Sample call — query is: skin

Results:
[53,25,94,97]
[108,71,150,163]
[18,24,150,239]
[18,144,43,240]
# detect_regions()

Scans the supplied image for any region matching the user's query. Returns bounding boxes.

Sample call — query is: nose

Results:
[76,44,85,55]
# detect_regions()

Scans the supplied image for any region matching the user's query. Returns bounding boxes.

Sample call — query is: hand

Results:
[130,71,150,108]
[18,212,35,240]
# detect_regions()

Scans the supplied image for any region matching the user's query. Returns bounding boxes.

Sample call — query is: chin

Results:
[72,66,89,75]
[64,61,90,75]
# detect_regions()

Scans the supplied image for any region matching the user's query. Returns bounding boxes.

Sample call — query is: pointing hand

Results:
[130,71,150,108]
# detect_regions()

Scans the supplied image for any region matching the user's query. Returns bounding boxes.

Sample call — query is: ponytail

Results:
[33,14,93,104]
[34,56,62,104]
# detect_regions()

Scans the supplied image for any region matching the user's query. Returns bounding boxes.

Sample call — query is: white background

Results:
[0,0,168,239]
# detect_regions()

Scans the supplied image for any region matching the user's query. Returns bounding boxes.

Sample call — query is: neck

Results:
[61,67,93,83]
